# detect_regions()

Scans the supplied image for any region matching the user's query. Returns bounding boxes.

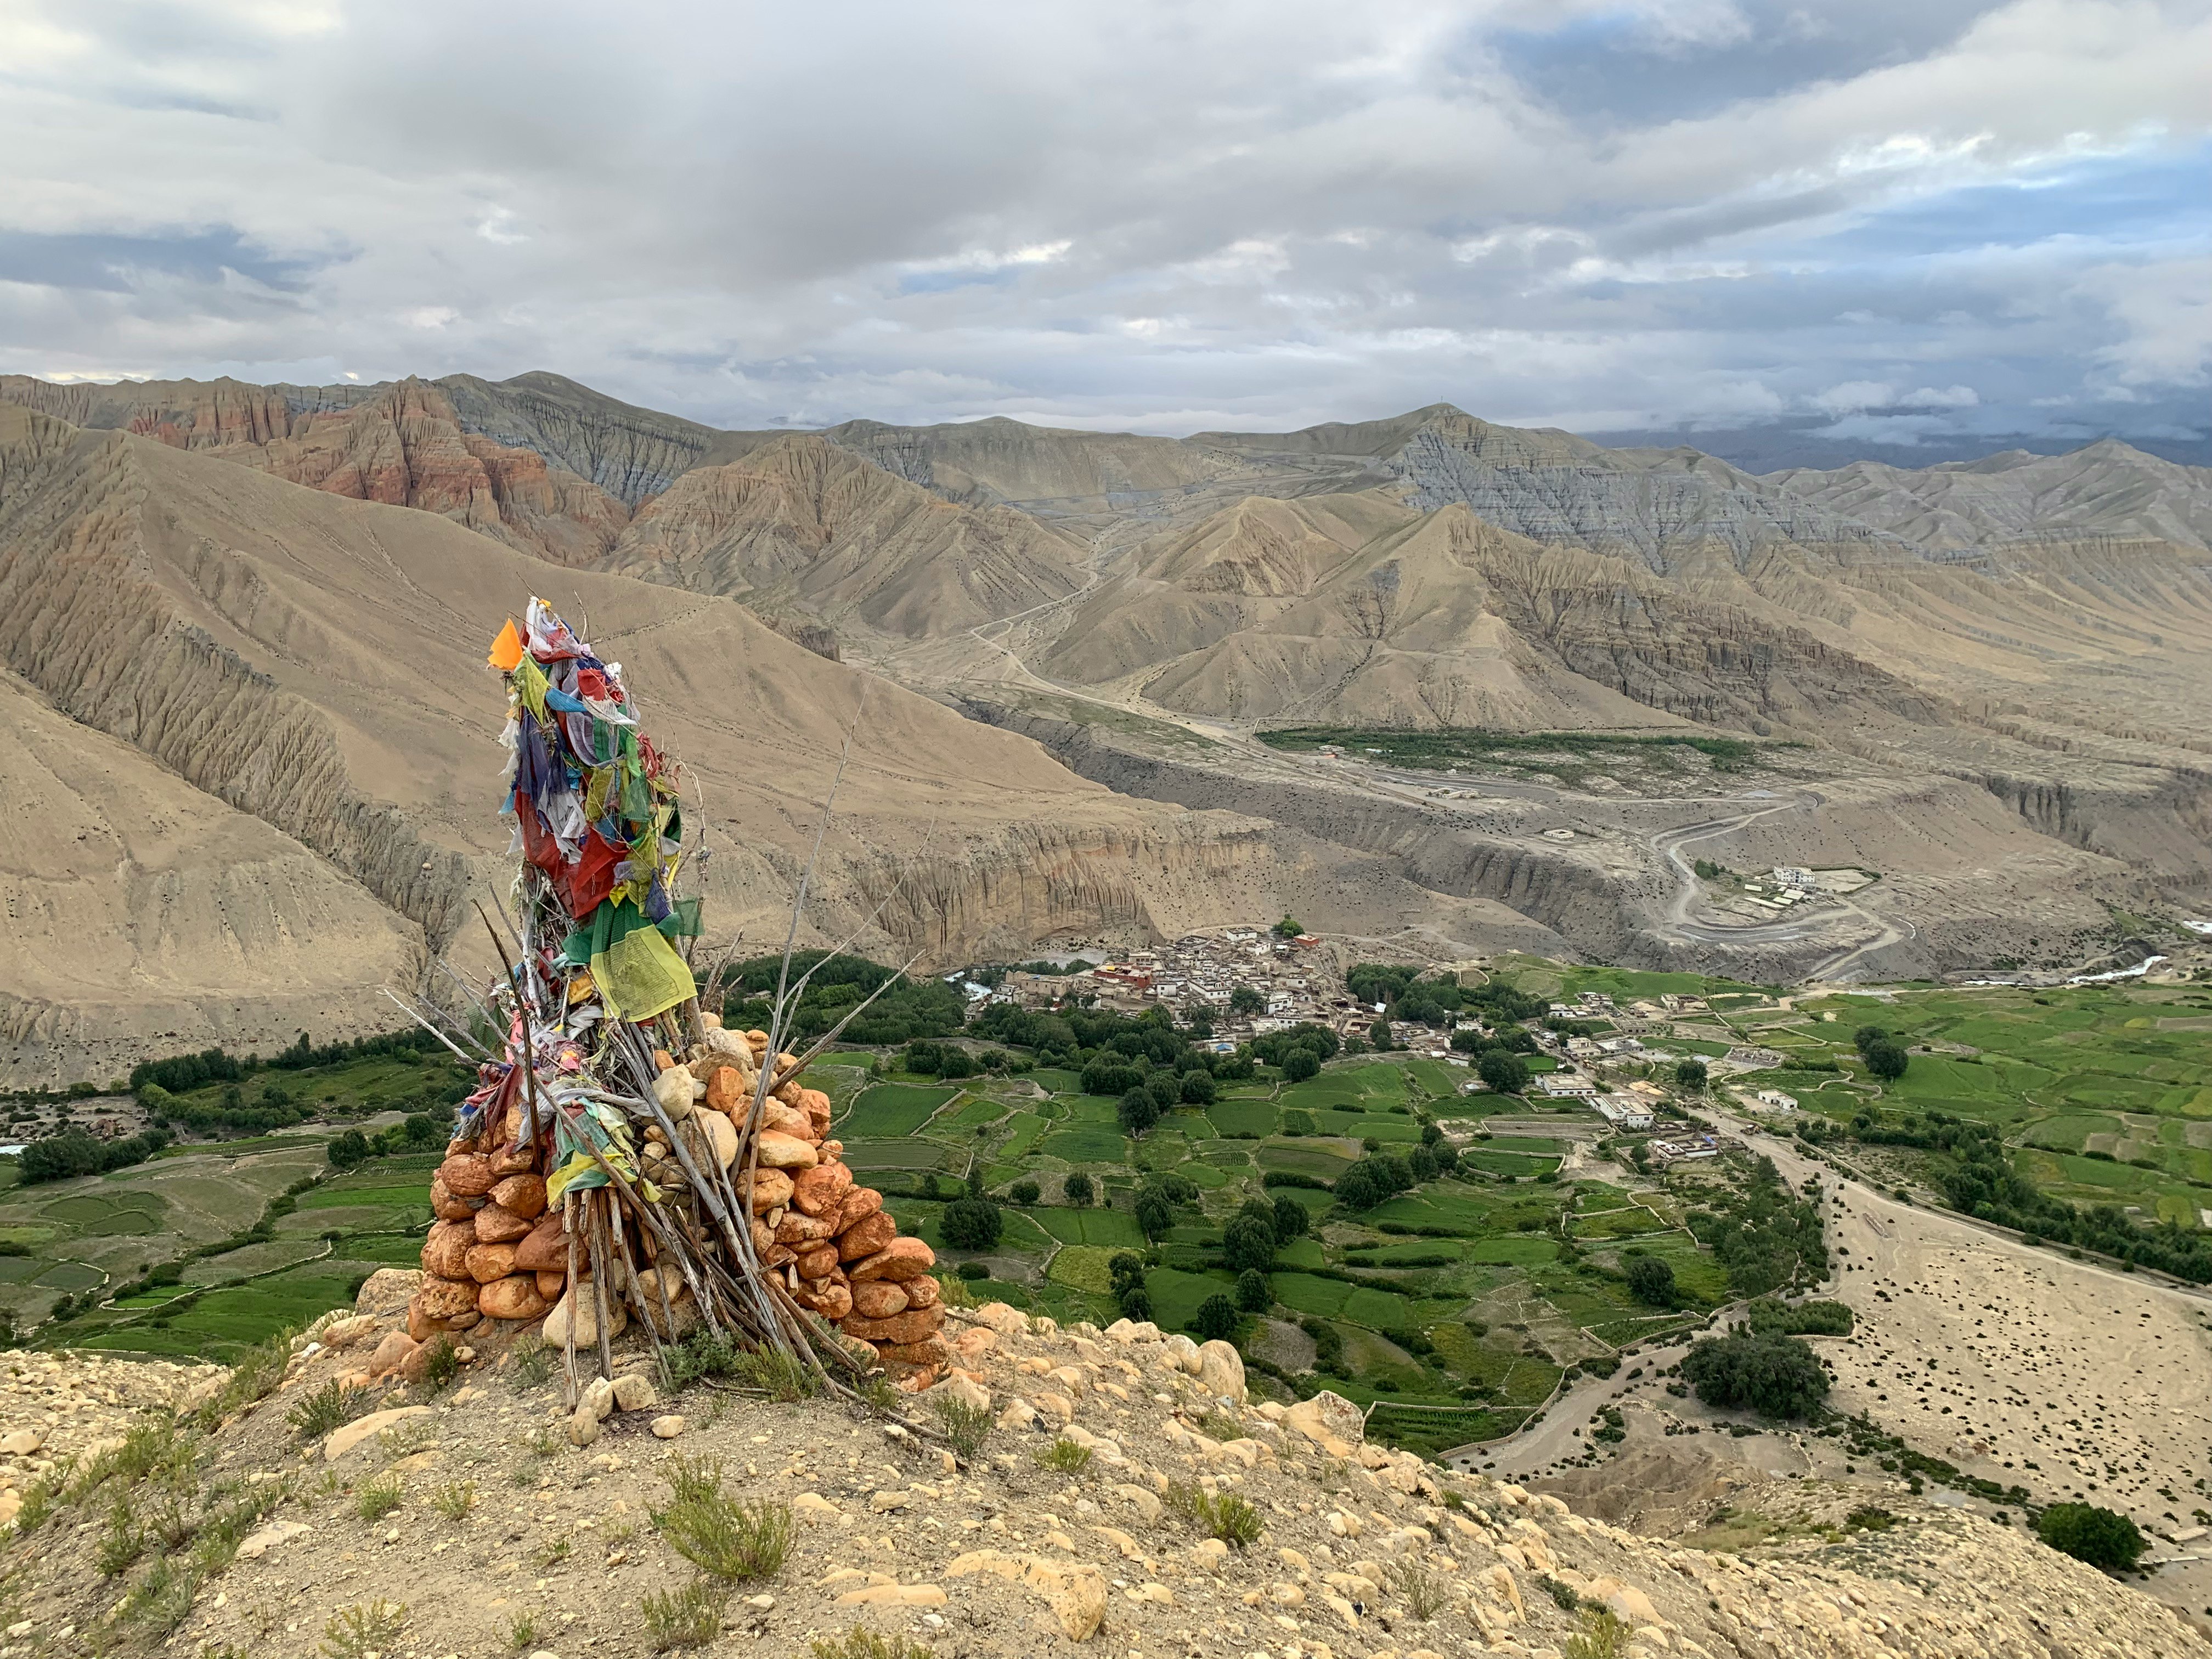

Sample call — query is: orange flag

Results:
[488,618,524,672]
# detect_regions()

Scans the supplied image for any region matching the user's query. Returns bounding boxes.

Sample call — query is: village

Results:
[988,927,1792,1166]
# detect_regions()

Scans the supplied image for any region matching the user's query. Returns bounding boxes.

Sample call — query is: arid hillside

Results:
[0,404,1291,1083]
[7,370,2212,1048]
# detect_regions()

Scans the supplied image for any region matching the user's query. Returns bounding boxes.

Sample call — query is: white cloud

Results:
[0,0,2197,449]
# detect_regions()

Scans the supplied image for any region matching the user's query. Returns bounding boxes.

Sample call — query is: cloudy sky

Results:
[3,0,2207,459]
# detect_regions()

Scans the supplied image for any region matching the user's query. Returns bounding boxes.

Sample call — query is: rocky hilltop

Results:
[0,1291,2195,1658]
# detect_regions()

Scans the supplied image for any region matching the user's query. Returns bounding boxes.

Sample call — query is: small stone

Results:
[869,1489,910,1513]
[324,1407,433,1463]
[832,1583,945,1609]
[567,1406,601,1448]
[612,1373,659,1412]
[650,1415,686,1440]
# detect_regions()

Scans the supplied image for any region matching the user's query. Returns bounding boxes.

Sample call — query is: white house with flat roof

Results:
[1755,1089,1798,1111]
[1593,1095,1655,1130]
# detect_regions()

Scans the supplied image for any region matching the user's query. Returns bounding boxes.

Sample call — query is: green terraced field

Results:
[1032,1207,1147,1247]
[840,1084,958,1137]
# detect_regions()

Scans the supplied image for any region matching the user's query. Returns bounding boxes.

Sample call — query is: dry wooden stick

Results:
[560,1191,581,1410]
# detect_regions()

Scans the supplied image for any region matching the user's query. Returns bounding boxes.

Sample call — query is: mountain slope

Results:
[826,414,1259,510]
[1769,438,2212,552]
[0,404,1280,1081]
[605,434,1091,636]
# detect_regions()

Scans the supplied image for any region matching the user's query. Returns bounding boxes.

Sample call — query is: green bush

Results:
[2035,1503,2145,1572]
[940,1197,1003,1251]
[1680,1331,1829,1419]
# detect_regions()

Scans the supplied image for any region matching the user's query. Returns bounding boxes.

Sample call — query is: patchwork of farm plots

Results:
[1691,981,2212,1227]
[3,1142,436,1362]
[834,1054,1719,1453]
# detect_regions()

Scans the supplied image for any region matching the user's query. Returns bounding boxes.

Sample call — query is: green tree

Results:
[1008,1178,1040,1205]
[1228,986,1265,1017]
[940,1197,1003,1251]
[1852,1025,1891,1055]
[1193,1294,1239,1342]
[1477,1051,1530,1094]
[1234,1268,1271,1312]
[1681,1331,1829,1418]
[1179,1068,1217,1105]
[1272,916,1304,939]
[1222,1214,1278,1274]
[1864,1040,1910,1082]
[327,1129,371,1170]
[1624,1254,1677,1306]
[1118,1087,1162,1136]
[1271,1195,1310,1242]
[1369,1018,1394,1050]
[1673,1057,1708,1092]
[1135,1189,1173,1240]
[2035,1503,2145,1572]
[1063,1171,1093,1205]
[1282,1048,1321,1083]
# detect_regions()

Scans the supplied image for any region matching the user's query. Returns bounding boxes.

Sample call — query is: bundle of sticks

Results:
[388,597,952,1407]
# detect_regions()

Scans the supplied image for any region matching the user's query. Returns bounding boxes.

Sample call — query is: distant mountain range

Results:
[3,368,2208,1079]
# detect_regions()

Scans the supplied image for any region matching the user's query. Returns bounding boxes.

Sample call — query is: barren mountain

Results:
[1770,438,2212,552]
[605,433,1090,636]
[7,368,2211,1026]
[0,404,1296,1083]
[826,414,1261,512]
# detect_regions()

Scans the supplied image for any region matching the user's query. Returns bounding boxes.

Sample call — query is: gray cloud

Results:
[0,0,2204,458]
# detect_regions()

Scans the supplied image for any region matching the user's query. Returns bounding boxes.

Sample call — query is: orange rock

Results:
[750,1217,777,1255]
[465,1242,519,1284]
[951,1327,997,1363]
[416,1276,479,1320]
[791,1163,853,1217]
[704,1067,751,1118]
[837,1187,884,1231]
[364,1328,420,1380]
[802,1281,854,1320]
[763,1242,797,1269]
[849,1236,935,1281]
[472,1202,532,1244]
[756,1131,818,1170]
[761,1100,817,1141]
[886,1359,944,1392]
[838,1211,897,1262]
[490,1173,548,1220]
[795,1244,839,1279]
[421,1219,474,1280]
[851,1280,911,1321]
[905,1274,943,1310]
[775,1209,837,1245]
[745,1168,795,1213]
[489,1139,537,1177]
[841,1305,946,1345]
[478,1275,551,1322]
[513,1211,569,1272]
[534,1268,567,1300]
[653,1049,675,1071]
[430,1172,482,1222]
[874,1333,952,1366]
[438,1153,496,1198]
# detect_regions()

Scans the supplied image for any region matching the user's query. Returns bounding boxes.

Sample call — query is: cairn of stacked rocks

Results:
[390,595,950,1397]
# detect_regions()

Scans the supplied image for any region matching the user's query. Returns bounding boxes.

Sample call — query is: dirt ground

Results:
[1474,1111,2212,1627]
